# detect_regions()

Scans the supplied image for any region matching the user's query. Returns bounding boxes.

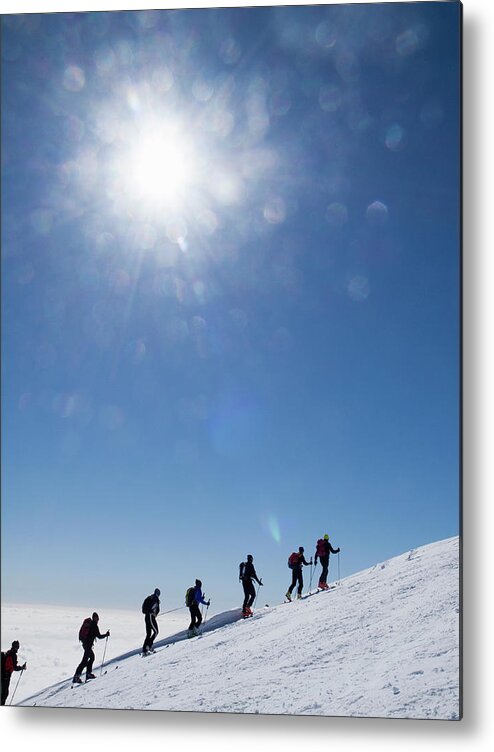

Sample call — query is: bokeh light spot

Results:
[192,78,215,102]
[396,27,423,56]
[315,21,337,49]
[263,196,286,224]
[219,37,242,65]
[348,275,370,302]
[366,201,389,225]
[319,84,342,113]
[63,65,85,92]
[151,66,174,94]
[384,123,407,151]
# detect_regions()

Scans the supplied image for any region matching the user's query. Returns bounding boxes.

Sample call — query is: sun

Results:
[120,123,198,211]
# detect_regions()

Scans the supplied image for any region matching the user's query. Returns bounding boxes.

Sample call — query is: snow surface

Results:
[13,537,460,720]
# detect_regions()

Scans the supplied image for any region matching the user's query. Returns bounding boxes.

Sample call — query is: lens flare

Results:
[268,514,281,544]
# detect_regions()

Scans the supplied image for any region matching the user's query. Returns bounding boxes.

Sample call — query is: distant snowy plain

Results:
[6,537,460,719]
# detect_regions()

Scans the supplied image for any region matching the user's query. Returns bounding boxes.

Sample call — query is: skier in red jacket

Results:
[73,612,110,684]
[1,640,27,705]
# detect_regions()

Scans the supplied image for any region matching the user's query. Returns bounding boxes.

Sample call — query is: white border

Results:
[2,0,493,748]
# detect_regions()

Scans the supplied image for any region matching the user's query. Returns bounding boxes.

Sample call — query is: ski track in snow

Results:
[17,537,460,719]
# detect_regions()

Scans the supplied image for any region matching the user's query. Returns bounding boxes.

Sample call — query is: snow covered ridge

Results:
[19,537,460,719]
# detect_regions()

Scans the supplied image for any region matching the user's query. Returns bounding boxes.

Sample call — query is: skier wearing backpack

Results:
[314,534,340,590]
[285,547,312,601]
[1,640,27,705]
[142,588,161,656]
[72,612,110,684]
[239,554,263,618]
[186,579,210,635]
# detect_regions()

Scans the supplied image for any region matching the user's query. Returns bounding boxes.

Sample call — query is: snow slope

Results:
[18,537,460,720]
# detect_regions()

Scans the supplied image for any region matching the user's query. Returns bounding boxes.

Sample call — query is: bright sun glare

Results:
[123,125,197,210]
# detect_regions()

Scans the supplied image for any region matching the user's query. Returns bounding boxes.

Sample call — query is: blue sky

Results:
[1,2,460,614]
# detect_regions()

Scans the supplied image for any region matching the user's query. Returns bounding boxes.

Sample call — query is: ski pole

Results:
[100,635,109,677]
[200,603,209,635]
[309,562,314,593]
[159,606,186,617]
[9,668,24,706]
[337,551,341,585]
[253,583,261,610]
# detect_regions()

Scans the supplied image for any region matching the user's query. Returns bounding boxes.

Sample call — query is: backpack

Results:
[185,587,195,607]
[142,595,153,614]
[288,552,299,569]
[239,562,246,580]
[2,651,14,674]
[78,617,92,643]
[316,539,326,557]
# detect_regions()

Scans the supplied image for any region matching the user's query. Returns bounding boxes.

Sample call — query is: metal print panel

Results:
[1,1,461,719]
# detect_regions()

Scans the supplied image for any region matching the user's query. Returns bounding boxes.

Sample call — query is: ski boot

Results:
[296,592,302,600]
[85,673,96,682]
[285,591,292,602]
[72,675,83,684]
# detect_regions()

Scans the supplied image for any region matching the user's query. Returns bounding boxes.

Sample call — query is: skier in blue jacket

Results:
[188,579,210,635]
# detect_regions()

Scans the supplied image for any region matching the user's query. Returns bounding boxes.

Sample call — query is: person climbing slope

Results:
[286,546,312,601]
[73,612,110,684]
[142,588,161,656]
[314,534,340,590]
[186,579,210,636]
[239,554,263,618]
